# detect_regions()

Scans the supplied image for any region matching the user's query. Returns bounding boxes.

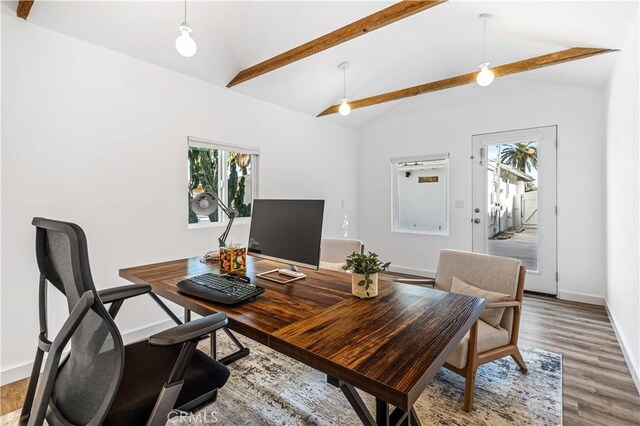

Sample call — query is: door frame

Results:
[471,125,558,295]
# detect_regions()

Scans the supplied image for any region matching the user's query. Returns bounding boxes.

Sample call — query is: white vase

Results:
[351,273,379,299]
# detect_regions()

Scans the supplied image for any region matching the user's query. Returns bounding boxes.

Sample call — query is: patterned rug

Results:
[186,333,561,425]
[1,333,562,426]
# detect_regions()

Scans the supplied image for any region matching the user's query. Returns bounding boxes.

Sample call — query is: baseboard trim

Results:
[388,265,435,278]
[605,302,640,395]
[557,290,604,306]
[0,317,183,386]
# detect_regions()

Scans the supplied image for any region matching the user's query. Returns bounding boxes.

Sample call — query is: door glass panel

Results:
[485,141,539,271]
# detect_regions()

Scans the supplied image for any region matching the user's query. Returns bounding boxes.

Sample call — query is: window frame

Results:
[391,153,450,236]
[188,136,260,229]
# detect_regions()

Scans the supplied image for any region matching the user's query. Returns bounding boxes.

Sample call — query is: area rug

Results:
[1,333,562,426]
[186,333,562,425]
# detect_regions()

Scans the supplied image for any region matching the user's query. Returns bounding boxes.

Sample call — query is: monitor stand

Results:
[256,264,307,284]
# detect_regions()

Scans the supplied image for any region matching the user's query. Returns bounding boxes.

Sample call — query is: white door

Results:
[472,126,557,294]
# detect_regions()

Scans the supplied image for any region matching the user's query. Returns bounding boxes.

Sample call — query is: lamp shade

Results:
[191,191,217,216]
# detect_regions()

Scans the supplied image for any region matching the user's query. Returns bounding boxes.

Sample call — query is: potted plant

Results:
[343,251,390,299]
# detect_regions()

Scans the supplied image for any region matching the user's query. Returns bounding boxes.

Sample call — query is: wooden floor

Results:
[2,294,639,424]
[519,295,640,425]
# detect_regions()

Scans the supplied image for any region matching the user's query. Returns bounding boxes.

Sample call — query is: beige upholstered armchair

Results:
[319,238,364,271]
[396,249,527,412]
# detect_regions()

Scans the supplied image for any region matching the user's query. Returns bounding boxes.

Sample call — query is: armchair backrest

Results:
[31,218,124,425]
[435,250,524,334]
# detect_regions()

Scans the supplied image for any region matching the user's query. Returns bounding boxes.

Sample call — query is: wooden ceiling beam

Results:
[17,0,35,19]
[317,47,617,117]
[227,0,446,88]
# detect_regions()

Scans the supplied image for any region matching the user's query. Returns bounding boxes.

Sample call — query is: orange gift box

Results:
[220,246,247,271]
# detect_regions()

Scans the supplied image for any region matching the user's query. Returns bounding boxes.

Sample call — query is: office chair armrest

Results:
[394,278,436,287]
[485,300,521,309]
[149,313,228,346]
[98,284,151,304]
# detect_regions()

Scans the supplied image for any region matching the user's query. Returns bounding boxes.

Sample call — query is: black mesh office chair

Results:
[20,218,230,425]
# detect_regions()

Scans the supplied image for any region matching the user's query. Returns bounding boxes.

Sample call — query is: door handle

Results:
[473,218,481,224]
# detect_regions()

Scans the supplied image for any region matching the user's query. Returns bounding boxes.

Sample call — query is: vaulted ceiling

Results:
[4,1,637,129]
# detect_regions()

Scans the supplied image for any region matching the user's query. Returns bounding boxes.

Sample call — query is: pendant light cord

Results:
[184,0,187,23]
[343,67,347,99]
[482,18,487,63]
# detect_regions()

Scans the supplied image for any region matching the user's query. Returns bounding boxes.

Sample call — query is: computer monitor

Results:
[247,199,325,270]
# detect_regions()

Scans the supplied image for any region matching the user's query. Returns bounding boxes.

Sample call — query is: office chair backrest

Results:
[32,218,124,425]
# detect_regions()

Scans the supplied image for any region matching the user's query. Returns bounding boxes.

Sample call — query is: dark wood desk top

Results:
[119,256,484,411]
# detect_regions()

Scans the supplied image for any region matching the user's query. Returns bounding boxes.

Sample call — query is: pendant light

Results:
[338,62,351,116]
[476,14,494,87]
[176,0,197,58]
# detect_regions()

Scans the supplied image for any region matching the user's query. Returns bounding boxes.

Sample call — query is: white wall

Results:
[605,10,640,389]
[358,78,606,303]
[0,16,358,384]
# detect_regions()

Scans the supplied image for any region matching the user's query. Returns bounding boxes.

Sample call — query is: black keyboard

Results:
[177,273,265,305]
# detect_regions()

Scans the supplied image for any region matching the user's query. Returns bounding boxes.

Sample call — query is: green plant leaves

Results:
[343,251,391,275]
[499,141,538,173]
[188,147,219,223]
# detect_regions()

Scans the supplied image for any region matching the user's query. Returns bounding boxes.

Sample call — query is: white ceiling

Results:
[4,1,637,129]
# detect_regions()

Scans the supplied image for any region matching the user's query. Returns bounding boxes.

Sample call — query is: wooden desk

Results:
[120,256,484,425]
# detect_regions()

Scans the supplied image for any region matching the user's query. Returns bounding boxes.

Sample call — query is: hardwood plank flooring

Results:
[1,294,638,425]
[0,377,28,417]
[519,295,640,425]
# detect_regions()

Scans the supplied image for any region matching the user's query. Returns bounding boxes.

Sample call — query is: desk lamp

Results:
[191,185,237,252]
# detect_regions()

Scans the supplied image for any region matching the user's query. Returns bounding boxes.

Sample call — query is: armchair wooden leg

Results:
[463,367,476,412]
[463,321,479,412]
[511,348,528,372]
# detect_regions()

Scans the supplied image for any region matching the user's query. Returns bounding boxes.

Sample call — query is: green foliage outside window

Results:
[188,147,219,224]
[227,152,251,218]
[499,142,538,173]
[188,147,252,224]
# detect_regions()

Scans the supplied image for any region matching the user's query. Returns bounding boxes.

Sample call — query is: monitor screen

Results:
[247,199,325,269]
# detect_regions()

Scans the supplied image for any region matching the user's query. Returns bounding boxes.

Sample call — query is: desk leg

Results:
[326,376,421,426]
[217,327,250,365]
[409,408,422,426]
[376,400,389,426]
[327,376,374,425]
[183,308,249,365]
[185,308,216,358]
[185,308,214,357]
[383,405,420,426]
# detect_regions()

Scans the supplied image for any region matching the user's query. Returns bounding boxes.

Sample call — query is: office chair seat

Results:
[104,340,230,425]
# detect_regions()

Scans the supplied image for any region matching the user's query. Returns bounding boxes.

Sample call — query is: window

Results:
[391,153,449,235]
[188,137,259,227]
